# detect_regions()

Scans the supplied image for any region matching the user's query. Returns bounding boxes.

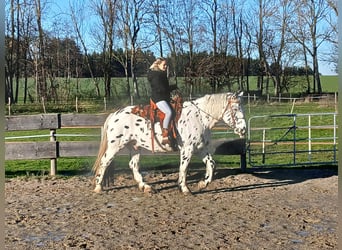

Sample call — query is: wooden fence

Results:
[5,113,246,175]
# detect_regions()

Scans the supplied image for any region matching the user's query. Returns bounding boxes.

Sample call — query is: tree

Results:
[158,0,185,85]
[178,0,200,95]
[128,0,148,98]
[5,0,16,104]
[117,0,149,99]
[33,0,49,101]
[289,0,333,93]
[92,0,118,99]
[69,0,101,97]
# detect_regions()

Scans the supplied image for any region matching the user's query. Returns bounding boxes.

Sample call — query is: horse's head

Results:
[222,92,246,138]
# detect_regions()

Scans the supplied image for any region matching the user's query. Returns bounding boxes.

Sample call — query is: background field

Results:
[5,95,338,178]
[7,75,338,115]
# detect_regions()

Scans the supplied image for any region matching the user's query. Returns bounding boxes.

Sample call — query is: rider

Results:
[147,57,177,145]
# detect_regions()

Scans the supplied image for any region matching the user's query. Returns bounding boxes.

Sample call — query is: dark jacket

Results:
[148,69,176,103]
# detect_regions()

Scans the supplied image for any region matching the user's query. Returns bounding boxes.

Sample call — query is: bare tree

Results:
[92,0,118,99]
[178,0,200,95]
[18,0,36,103]
[5,0,16,103]
[151,0,163,57]
[253,0,271,95]
[266,0,292,95]
[250,0,292,95]
[116,0,149,99]
[202,0,219,56]
[69,0,101,96]
[289,0,333,93]
[231,0,245,90]
[128,0,148,98]
[33,0,48,101]
[114,2,131,97]
[322,0,338,73]
[158,0,184,85]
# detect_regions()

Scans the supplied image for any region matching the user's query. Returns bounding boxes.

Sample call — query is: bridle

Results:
[223,95,241,128]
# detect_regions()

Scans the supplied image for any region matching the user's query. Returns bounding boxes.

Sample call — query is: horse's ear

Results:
[238,91,243,97]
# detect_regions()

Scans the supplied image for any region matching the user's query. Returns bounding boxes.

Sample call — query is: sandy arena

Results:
[5,166,337,249]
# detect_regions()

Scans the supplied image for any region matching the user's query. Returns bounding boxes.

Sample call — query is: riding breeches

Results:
[156,100,172,129]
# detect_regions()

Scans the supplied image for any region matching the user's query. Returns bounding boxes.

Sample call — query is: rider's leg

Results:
[156,100,172,145]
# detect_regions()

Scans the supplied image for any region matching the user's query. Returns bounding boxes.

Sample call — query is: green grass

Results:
[5,101,335,177]
[5,76,338,177]
[10,75,339,103]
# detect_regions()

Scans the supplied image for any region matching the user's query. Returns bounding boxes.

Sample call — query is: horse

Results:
[92,91,246,195]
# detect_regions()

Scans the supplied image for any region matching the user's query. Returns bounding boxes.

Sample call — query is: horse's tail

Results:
[92,117,109,176]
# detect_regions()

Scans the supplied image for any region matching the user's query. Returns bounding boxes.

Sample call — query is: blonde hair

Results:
[149,57,166,70]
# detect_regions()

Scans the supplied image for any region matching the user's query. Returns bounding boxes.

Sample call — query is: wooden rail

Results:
[5,113,246,175]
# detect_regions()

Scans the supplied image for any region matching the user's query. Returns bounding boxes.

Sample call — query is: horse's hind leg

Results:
[178,147,193,194]
[129,153,154,193]
[94,148,117,193]
[198,152,216,191]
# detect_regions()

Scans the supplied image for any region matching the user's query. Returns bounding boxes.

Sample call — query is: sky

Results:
[46,0,337,76]
[318,61,337,76]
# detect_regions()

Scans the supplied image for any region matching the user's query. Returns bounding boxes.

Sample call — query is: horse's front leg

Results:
[129,153,154,193]
[178,147,193,195]
[198,152,216,191]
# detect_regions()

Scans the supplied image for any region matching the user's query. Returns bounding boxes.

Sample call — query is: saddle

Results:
[131,91,183,150]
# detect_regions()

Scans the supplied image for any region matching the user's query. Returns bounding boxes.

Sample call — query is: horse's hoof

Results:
[94,186,102,193]
[179,186,192,195]
[139,184,156,194]
[198,180,207,191]
[145,186,157,194]
[183,190,193,196]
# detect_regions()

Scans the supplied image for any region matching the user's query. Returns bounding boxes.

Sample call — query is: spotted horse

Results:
[92,92,246,195]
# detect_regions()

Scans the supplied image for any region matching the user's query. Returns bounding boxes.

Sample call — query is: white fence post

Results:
[50,129,57,175]
[75,96,78,113]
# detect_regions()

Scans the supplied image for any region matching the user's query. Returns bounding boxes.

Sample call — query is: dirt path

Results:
[5,167,337,249]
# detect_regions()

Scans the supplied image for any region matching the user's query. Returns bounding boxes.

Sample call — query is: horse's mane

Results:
[193,93,230,118]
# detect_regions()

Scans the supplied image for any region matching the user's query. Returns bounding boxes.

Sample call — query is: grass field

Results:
[10,75,339,103]
[5,97,338,177]
[5,74,338,176]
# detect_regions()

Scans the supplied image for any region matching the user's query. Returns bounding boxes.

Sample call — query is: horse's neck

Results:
[186,100,221,129]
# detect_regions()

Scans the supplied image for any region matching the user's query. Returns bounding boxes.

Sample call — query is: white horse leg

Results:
[198,152,216,191]
[94,148,117,193]
[129,153,153,193]
[178,147,193,194]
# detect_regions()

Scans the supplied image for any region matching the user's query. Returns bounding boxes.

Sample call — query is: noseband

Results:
[221,95,241,128]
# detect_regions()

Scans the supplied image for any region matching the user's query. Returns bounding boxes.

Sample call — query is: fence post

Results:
[75,96,78,113]
[42,97,46,113]
[240,153,246,172]
[50,129,57,175]
[247,94,251,114]
[8,97,11,116]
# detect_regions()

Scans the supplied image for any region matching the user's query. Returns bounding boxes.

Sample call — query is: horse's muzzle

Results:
[234,127,246,138]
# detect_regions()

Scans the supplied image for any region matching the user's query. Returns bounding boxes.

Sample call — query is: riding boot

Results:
[161,128,170,145]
